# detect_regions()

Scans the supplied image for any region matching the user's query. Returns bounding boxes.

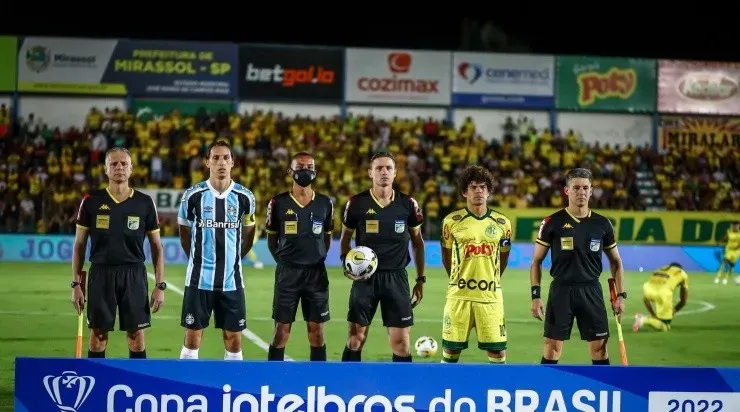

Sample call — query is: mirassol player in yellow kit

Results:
[440,166,511,364]
[633,262,689,332]
[714,220,740,285]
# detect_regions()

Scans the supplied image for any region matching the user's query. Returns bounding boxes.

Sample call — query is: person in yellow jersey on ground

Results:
[714,220,740,285]
[633,262,689,332]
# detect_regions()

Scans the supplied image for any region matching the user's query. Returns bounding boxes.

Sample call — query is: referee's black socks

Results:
[268,345,285,361]
[88,350,105,358]
[129,350,147,359]
[341,346,362,362]
[310,345,327,361]
[540,357,558,364]
[592,358,610,365]
[392,354,412,362]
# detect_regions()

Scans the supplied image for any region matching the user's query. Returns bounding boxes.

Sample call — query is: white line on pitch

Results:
[674,300,716,316]
[2,300,716,327]
[146,273,293,361]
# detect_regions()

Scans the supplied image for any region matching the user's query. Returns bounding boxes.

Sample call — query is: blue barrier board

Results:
[14,358,740,411]
[1,235,737,273]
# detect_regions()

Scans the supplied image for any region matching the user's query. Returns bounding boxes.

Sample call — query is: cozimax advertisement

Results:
[452,52,555,108]
[239,45,343,103]
[15,358,740,412]
[658,60,740,115]
[345,48,451,105]
[17,37,238,97]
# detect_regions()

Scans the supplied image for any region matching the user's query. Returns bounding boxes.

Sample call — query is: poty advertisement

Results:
[14,358,740,412]
[344,48,451,105]
[452,52,555,109]
[556,56,657,112]
[17,37,238,97]
[239,44,343,103]
[658,60,740,116]
[1,235,737,273]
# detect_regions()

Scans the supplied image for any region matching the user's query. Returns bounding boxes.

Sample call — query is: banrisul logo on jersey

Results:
[452,52,554,108]
[345,48,451,105]
[239,45,343,103]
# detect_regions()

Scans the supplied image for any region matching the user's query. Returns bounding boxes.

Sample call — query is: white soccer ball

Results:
[414,336,438,358]
[344,246,378,278]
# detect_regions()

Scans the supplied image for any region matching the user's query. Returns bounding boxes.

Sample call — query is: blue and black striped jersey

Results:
[178,180,256,291]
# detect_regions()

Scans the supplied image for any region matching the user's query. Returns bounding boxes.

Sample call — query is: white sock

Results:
[224,350,243,361]
[180,346,199,360]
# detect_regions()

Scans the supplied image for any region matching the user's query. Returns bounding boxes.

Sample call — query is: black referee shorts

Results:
[86,263,150,332]
[180,287,246,332]
[544,280,610,342]
[273,262,330,324]
[347,269,413,328]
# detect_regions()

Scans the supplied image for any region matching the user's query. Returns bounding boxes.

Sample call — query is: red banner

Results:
[658,60,740,115]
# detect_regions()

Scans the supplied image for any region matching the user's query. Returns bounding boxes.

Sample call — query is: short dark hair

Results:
[669,262,683,269]
[292,151,314,161]
[105,147,132,164]
[457,165,495,196]
[565,168,593,186]
[370,151,395,165]
[207,140,232,158]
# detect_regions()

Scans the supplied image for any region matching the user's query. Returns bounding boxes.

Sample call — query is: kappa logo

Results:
[366,209,376,215]
[285,209,295,215]
[98,204,110,211]
[563,223,573,229]
[43,371,95,412]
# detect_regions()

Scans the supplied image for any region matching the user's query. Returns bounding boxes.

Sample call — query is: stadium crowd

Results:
[0,104,735,239]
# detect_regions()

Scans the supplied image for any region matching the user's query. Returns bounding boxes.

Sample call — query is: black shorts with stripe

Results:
[86,263,151,332]
[347,269,413,328]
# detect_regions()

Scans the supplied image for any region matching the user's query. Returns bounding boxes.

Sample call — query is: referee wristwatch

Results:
[156,282,167,291]
[415,276,426,284]
[70,281,81,289]
[617,291,627,300]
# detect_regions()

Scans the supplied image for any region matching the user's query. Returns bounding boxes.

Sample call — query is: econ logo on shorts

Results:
[238,44,344,103]
[345,47,451,105]
[452,52,554,109]
[43,371,96,411]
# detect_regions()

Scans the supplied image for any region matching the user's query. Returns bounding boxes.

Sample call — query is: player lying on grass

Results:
[633,262,688,332]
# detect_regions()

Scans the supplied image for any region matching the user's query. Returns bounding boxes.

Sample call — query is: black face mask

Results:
[292,169,316,187]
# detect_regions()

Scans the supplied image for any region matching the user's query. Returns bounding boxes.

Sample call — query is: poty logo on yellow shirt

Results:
[464,242,495,258]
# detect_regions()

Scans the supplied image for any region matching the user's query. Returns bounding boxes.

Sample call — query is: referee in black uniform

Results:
[340,152,426,362]
[71,147,166,359]
[265,152,334,361]
[530,168,626,365]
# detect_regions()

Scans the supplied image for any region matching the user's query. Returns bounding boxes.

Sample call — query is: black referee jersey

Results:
[75,188,160,265]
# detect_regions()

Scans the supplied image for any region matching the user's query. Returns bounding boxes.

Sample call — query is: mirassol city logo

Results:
[245,63,336,87]
[357,52,439,94]
[576,67,636,106]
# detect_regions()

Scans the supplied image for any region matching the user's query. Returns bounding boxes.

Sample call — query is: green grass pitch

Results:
[1,262,739,409]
